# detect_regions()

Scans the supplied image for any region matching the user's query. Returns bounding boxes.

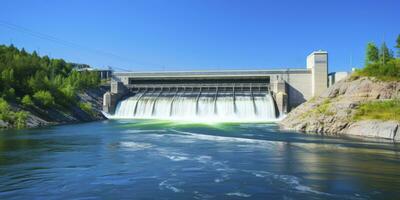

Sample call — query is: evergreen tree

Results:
[379,42,394,64]
[21,48,27,56]
[365,42,379,65]
[32,50,38,57]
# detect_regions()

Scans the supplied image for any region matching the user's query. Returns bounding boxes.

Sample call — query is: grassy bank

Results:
[353,100,400,121]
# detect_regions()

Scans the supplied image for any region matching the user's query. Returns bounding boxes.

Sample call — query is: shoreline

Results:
[0,87,108,130]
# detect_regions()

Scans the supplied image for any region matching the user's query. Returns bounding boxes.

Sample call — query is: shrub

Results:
[79,102,94,116]
[0,98,28,129]
[14,111,28,129]
[33,90,55,107]
[21,95,34,107]
[0,98,11,121]
[60,84,76,100]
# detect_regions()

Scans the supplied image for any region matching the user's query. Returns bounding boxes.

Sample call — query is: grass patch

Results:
[307,97,317,103]
[315,99,333,115]
[299,99,334,119]
[353,100,400,121]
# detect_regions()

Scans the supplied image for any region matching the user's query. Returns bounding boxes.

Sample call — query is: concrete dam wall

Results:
[103,51,329,122]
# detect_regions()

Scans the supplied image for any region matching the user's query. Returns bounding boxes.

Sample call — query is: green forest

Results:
[0,44,100,128]
[354,34,400,81]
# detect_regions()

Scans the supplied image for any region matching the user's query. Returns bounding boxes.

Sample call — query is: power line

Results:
[0,20,164,70]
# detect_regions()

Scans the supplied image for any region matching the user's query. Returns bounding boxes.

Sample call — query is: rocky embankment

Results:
[280,76,400,140]
[0,86,108,129]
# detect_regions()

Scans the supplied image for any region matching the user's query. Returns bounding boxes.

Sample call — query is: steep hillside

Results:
[0,86,107,129]
[0,44,107,130]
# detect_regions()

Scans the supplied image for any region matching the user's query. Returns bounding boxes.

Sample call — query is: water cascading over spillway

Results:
[109,88,277,122]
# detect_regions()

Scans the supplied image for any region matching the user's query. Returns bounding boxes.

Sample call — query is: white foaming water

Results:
[107,92,277,122]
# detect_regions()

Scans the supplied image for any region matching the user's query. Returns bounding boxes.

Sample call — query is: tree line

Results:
[360,34,400,80]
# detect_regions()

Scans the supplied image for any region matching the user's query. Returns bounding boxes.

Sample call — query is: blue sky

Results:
[0,0,399,72]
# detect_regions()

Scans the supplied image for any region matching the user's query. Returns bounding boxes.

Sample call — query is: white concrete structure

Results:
[104,51,329,115]
[307,50,328,97]
[328,71,349,87]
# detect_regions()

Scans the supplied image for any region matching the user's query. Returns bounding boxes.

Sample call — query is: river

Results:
[0,120,399,199]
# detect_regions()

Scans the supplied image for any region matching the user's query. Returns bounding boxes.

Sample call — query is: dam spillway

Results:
[107,85,278,122]
[103,51,330,122]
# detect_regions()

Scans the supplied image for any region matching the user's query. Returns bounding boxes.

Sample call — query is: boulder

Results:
[395,126,400,141]
[0,120,9,129]
[345,120,399,140]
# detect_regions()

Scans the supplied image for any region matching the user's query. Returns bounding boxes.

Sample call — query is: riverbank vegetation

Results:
[353,100,400,122]
[0,44,101,128]
[352,34,400,81]
[0,98,28,129]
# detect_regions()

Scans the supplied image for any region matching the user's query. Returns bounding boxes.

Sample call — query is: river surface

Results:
[0,120,399,199]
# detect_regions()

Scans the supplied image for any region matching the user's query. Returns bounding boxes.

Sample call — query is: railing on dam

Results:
[127,83,270,93]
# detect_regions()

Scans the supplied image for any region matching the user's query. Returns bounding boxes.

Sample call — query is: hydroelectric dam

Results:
[102,51,328,122]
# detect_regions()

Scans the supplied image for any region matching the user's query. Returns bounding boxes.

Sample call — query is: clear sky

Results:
[0,0,399,72]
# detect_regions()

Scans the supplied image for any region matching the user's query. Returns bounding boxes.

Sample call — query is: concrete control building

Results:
[103,51,331,116]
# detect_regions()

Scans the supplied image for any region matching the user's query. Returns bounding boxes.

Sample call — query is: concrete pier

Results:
[103,82,127,114]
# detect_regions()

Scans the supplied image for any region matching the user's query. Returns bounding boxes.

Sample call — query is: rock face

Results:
[2,86,109,130]
[279,76,400,140]
[0,120,8,129]
[346,120,398,139]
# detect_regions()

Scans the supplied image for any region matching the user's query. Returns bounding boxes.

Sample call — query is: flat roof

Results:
[113,68,311,78]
